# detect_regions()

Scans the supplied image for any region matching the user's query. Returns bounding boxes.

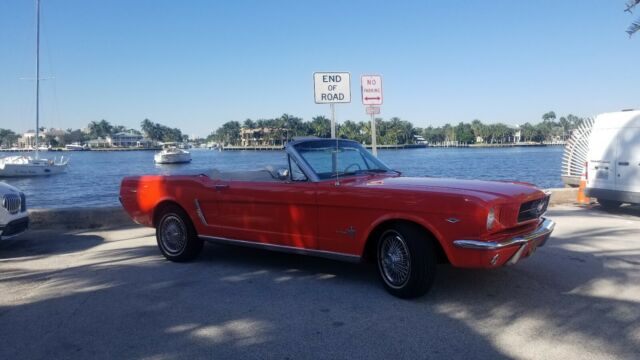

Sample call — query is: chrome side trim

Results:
[194,199,209,226]
[199,235,361,263]
[453,218,555,250]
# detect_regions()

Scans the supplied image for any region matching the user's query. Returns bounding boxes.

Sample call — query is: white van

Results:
[585,110,640,209]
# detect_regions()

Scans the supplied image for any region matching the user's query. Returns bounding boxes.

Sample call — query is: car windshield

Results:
[293,140,393,180]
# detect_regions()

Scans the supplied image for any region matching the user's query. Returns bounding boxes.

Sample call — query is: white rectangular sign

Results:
[361,75,383,105]
[314,72,351,104]
[366,106,380,115]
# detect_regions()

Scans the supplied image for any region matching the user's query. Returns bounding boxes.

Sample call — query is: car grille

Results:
[20,192,26,212]
[518,195,550,223]
[2,194,21,215]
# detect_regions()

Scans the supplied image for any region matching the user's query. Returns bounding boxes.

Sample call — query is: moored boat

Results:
[0,0,68,177]
[154,146,192,164]
[0,156,68,177]
[65,143,89,151]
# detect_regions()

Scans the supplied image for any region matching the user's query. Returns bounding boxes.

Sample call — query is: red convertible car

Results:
[120,138,555,298]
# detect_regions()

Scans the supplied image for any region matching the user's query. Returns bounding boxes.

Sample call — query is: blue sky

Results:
[1,0,639,137]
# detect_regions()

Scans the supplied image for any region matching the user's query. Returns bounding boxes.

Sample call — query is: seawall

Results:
[28,206,134,230]
[27,188,579,231]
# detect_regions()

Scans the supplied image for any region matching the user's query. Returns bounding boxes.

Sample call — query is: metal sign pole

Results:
[330,103,336,138]
[370,111,377,156]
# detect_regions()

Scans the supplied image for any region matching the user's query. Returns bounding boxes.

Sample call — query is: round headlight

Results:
[486,208,496,230]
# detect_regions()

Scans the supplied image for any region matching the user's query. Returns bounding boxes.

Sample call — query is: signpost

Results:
[361,75,383,156]
[314,72,351,138]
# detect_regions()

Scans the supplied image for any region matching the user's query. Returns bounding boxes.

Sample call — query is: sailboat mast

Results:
[35,0,40,159]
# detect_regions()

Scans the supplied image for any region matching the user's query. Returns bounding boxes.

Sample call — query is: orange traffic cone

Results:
[577,162,590,204]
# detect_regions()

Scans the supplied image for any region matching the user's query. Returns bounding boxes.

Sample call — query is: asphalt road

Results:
[1,205,639,360]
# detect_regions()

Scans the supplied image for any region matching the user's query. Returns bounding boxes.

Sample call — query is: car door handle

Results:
[214,184,229,190]
[618,162,629,166]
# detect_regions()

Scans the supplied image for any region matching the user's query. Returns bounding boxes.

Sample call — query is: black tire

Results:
[598,199,623,210]
[155,205,203,262]
[376,223,437,298]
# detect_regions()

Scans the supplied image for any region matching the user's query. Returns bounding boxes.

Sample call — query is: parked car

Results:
[585,110,640,209]
[120,138,554,298]
[0,182,29,240]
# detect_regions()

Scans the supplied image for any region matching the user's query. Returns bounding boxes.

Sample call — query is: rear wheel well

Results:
[363,220,449,264]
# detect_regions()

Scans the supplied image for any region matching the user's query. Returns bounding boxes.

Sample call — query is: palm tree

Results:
[310,116,331,138]
[338,120,362,141]
[243,119,255,129]
[626,1,640,36]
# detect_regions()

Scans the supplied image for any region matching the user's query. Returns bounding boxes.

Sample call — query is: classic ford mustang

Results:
[120,138,554,298]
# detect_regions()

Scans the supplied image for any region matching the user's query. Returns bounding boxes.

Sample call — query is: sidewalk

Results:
[0,205,638,359]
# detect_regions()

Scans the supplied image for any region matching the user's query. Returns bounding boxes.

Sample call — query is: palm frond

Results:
[625,0,640,13]
[627,18,640,36]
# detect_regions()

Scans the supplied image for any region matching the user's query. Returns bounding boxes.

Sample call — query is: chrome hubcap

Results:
[379,231,411,288]
[160,215,187,255]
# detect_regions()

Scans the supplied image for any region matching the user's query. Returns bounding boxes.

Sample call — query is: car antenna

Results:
[335,136,340,186]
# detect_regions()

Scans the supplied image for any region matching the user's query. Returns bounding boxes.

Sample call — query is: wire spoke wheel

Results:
[160,214,187,255]
[378,230,412,289]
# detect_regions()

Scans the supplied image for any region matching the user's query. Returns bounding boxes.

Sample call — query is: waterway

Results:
[1,146,564,208]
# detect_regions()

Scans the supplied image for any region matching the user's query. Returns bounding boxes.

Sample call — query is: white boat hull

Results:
[154,152,192,164]
[0,156,68,177]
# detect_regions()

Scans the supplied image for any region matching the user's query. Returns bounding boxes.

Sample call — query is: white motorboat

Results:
[65,143,88,151]
[0,0,69,178]
[154,147,192,164]
[0,156,68,177]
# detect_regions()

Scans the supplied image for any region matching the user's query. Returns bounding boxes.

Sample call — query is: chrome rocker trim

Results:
[199,235,361,263]
[453,218,555,265]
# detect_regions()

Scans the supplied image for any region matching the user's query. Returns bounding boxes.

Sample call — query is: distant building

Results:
[17,131,43,148]
[87,138,110,148]
[87,133,153,148]
[514,127,522,143]
[413,135,427,145]
[43,128,68,144]
[240,127,289,147]
[108,132,144,147]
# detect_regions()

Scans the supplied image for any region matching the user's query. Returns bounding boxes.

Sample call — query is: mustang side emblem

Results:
[337,226,357,239]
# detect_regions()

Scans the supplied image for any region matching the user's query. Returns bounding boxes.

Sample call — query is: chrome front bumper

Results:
[453,218,555,265]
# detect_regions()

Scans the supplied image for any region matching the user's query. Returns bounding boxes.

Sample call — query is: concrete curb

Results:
[27,188,580,231]
[29,206,135,230]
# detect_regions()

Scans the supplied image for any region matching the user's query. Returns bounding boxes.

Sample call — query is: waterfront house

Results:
[514,127,522,143]
[107,132,153,147]
[17,131,44,148]
[87,137,110,148]
[413,135,427,145]
[240,127,289,147]
[108,132,142,147]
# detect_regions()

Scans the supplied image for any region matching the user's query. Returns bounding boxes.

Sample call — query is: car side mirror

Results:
[277,168,290,180]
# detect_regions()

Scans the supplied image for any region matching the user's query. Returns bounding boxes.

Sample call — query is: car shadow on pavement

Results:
[1,214,639,359]
[0,239,514,359]
[0,230,104,260]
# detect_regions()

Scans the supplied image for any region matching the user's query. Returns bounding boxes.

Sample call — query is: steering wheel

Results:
[344,163,362,173]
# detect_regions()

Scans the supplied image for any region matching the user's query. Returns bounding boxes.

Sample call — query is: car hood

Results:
[0,181,20,194]
[355,176,541,201]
